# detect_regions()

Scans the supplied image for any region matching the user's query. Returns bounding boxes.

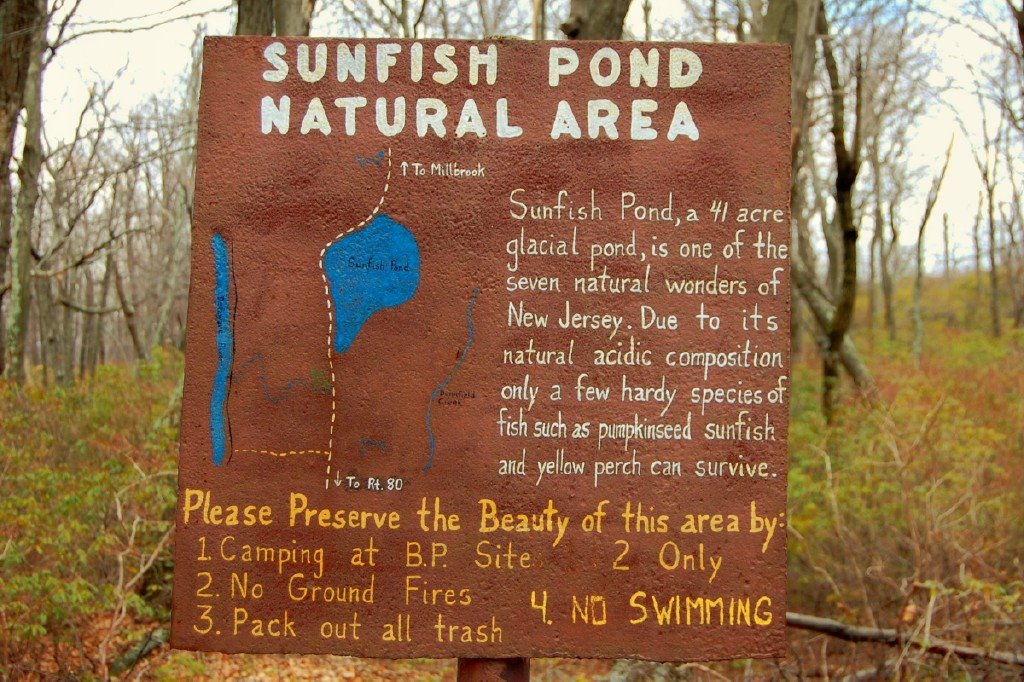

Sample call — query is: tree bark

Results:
[867,210,878,344]
[942,212,951,284]
[0,0,38,163]
[560,0,632,39]
[59,276,75,383]
[3,2,46,384]
[237,0,315,36]
[274,0,315,36]
[532,0,546,39]
[763,0,796,43]
[0,0,43,377]
[476,0,494,36]
[112,255,148,362]
[971,195,982,327]
[91,253,115,375]
[867,137,885,345]
[236,0,275,35]
[33,276,64,385]
[792,252,878,404]
[881,205,897,341]
[78,272,94,380]
[986,182,1002,336]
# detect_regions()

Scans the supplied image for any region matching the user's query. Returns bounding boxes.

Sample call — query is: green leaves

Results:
[0,351,182,675]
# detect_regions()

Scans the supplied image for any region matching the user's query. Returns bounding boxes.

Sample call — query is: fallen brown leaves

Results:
[131,648,613,681]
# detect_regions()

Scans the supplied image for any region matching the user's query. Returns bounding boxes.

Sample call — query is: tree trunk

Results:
[112,256,149,362]
[560,0,632,39]
[912,235,924,363]
[439,0,451,37]
[763,0,797,43]
[867,220,878,346]
[971,197,982,327]
[942,212,951,284]
[763,0,877,419]
[790,159,809,358]
[60,276,75,383]
[867,138,884,346]
[477,0,494,36]
[0,0,42,378]
[0,170,11,378]
[33,289,46,386]
[236,0,274,34]
[34,276,63,385]
[93,253,115,375]
[152,249,182,348]
[0,0,37,171]
[762,0,818,359]
[986,185,1002,336]
[532,0,546,39]
[881,224,897,341]
[236,0,315,36]
[3,4,45,384]
[78,272,94,380]
[274,0,315,35]
[792,252,878,404]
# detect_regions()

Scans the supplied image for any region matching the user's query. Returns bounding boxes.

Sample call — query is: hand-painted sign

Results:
[172,37,791,662]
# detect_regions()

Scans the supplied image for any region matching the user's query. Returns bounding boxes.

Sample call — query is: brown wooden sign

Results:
[171,37,791,662]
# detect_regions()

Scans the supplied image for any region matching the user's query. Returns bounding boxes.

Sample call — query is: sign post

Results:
[172,37,791,666]
[457,657,529,681]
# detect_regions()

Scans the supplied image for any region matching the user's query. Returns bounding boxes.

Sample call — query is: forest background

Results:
[0,0,1022,679]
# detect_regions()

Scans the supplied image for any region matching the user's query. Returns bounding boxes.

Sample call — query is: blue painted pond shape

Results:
[323,214,421,354]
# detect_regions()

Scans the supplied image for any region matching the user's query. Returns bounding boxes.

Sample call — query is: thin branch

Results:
[412,0,430,36]
[57,296,120,314]
[31,226,148,278]
[64,0,195,27]
[53,5,230,49]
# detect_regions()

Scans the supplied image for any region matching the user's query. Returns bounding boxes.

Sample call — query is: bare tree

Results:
[940,1,1024,334]
[911,138,953,364]
[960,91,1005,337]
[817,1,865,423]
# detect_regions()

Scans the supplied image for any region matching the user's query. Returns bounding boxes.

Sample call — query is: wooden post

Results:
[457,657,530,681]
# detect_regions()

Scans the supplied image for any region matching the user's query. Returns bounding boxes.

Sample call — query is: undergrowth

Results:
[0,349,181,679]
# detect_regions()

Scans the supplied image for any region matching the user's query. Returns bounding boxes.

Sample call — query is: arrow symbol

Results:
[400,160,409,176]
[334,471,344,487]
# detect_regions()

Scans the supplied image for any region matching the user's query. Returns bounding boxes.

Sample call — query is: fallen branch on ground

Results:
[109,627,168,676]
[786,611,1024,667]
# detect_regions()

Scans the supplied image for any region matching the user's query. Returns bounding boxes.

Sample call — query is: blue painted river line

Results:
[210,233,233,466]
